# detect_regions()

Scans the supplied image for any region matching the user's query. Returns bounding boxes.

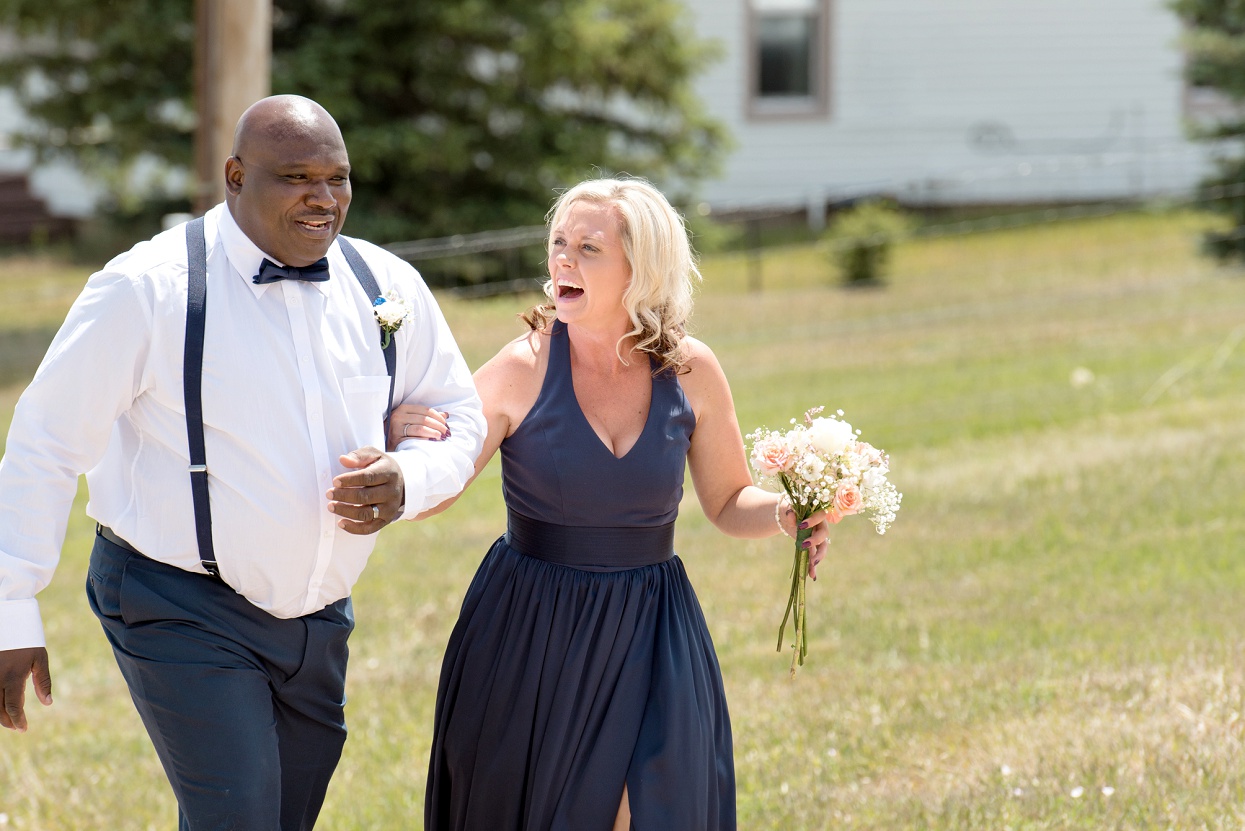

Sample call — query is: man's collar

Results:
[216,205,334,298]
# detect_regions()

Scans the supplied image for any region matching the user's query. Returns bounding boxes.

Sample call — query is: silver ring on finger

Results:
[403,423,410,438]
[371,505,380,521]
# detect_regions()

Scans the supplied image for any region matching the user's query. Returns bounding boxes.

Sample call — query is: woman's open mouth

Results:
[557,281,584,300]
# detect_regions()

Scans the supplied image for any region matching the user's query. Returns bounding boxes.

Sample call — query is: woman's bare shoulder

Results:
[673,336,732,414]
[678,335,717,363]
[676,336,728,383]
[482,327,549,375]
[475,327,551,423]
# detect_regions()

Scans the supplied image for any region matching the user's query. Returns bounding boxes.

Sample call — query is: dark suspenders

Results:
[182,217,396,578]
[337,237,397,406]
[183,219,215,574]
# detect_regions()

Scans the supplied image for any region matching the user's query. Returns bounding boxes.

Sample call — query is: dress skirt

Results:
[425,527,736,831]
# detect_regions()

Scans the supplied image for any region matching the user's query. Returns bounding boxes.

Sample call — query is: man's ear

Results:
[224,156,244,196]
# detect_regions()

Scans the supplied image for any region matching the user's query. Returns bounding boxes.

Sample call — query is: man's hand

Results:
[1,647,53,732]
[327,446,405,535]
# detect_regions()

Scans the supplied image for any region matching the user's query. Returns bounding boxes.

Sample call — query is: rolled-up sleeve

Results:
[388,277,485,518]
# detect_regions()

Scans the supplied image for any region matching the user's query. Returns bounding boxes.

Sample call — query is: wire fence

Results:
[384,162,1245,298]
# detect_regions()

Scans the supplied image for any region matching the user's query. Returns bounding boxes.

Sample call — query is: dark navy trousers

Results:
[86,531,354,831]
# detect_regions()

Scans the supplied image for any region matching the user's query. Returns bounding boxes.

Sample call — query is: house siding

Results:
[683,0,1214,212]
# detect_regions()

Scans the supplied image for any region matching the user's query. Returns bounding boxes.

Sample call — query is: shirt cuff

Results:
[391,442,472,520]
[392,445,433,520]
[0,598,46,650]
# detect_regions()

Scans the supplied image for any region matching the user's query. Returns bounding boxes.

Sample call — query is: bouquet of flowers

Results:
[748,407,901,676]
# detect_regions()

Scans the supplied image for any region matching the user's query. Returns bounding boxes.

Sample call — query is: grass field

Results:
[2,208,1244,829]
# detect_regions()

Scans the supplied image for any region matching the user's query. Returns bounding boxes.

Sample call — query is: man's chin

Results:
[283,236,340,267]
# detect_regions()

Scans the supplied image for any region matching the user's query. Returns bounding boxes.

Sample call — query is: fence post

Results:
[747,217,763,292]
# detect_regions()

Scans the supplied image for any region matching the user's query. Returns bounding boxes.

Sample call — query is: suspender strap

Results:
[183,217,219,577]
[337,236,398,429]
[180,224,398,578]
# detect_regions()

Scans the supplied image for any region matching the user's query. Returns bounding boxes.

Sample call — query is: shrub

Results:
[821,200,912,285]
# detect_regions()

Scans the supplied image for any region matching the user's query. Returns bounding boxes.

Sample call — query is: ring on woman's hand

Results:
[371,505,380,521]
[403,423,410,438]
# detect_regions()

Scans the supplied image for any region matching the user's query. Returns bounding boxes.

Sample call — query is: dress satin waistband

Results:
[505,510,675,571]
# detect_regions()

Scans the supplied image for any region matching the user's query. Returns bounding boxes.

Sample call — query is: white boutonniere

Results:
[373,290,412,348]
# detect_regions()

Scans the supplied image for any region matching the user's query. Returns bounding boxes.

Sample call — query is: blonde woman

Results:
[390,178,831,830]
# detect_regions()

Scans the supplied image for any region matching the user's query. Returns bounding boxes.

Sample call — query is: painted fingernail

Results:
[798,521,809,530]
[801,540,811,549]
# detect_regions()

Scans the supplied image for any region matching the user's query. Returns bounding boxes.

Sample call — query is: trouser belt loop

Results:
[96,523,140,554]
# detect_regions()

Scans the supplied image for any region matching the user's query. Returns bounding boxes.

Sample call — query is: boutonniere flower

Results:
[373,290,412,348]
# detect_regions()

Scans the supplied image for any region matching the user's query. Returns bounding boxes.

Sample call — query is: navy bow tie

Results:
[253,257,331,285]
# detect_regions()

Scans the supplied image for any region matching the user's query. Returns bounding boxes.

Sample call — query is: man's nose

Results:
[306,180,336,209]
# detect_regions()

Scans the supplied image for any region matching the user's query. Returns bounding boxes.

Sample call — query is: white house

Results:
[680,0,1218,221]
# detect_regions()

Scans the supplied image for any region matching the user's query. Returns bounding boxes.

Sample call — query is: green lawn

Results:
[2,208,1244,829]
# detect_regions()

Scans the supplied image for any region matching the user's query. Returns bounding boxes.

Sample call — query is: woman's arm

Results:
[392,330,546,520]
[387,405,451,447]
[680,338,832,577]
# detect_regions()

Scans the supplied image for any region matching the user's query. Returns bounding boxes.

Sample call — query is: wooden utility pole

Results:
[193,0,272,215]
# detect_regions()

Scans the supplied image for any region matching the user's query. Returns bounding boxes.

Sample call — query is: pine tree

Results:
[1173,0,1245,261]
[0,0,725,242]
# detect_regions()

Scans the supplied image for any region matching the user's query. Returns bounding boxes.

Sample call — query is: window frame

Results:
[745,0,833,121]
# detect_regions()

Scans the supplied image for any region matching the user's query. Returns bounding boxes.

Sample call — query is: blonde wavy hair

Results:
[521,177,702,373]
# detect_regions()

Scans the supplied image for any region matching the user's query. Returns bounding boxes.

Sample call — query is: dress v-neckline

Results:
[571,375,655,461]
[563,330,656,462]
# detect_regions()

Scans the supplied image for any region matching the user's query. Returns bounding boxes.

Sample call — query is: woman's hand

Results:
[387,404,451,452]
[778,499,832,580]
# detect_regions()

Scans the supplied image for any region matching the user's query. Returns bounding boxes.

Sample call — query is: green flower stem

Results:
[776,505,815,677]
[777,546,800,651]
[790,525,812,678]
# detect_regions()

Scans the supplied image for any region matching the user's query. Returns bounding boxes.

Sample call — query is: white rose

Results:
[805,417,854,457]
[861,468,887,493]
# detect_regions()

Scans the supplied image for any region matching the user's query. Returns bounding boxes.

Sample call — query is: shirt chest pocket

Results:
[343,375,392,450]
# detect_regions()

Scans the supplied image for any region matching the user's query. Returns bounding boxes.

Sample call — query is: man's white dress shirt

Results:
[0,204,485,649]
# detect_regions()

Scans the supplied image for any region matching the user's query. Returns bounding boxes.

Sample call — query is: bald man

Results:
[0,95,486,829]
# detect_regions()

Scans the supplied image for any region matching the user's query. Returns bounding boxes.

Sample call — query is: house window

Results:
[749,0,830,118]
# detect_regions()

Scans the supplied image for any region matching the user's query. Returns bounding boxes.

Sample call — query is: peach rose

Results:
[832,481,863,519]
[751,437,794,475]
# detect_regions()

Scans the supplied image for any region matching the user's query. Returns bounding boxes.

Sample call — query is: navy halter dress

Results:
[425,320,736,830]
